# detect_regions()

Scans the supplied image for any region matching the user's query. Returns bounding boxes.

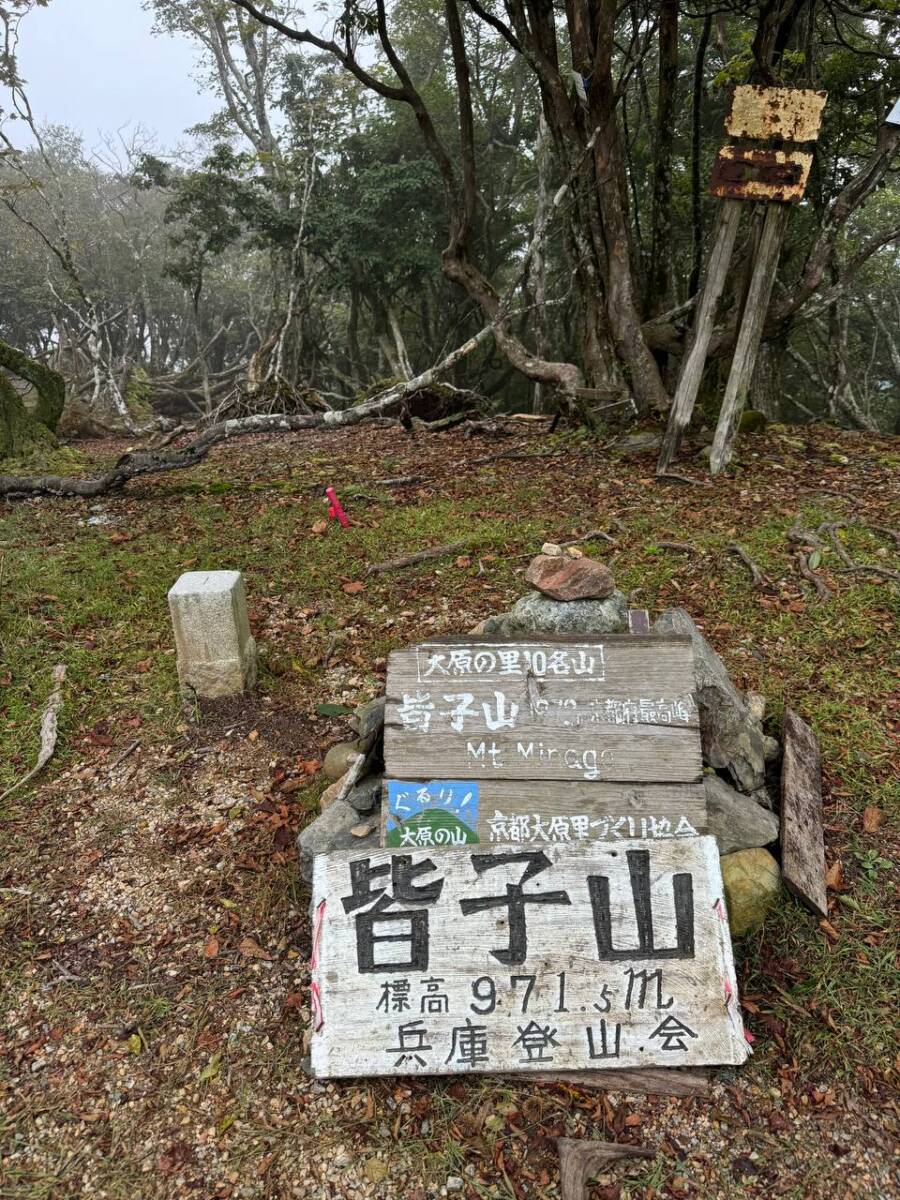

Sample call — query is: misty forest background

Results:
[0,0,898,461]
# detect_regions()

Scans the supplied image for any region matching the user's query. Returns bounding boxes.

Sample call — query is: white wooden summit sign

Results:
[307,633,749,1079]
[309,838,749,1078]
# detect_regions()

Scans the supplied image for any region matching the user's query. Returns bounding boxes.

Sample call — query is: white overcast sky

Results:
[16,0,218,151]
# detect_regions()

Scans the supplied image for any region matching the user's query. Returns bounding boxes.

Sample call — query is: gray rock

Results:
[323,740,364,781]
[298,800,361,882]
[301,801,362,878]
[763,736,781,764]
[749,785,775,811]
[345,772,384,814]
[705,774,779,855]
[653,607,766,793]
[613,430,662,454]
[486,589,628,638]
[349,696,386,741]
[482,613,524,637]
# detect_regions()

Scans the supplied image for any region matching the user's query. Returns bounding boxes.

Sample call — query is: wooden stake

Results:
[657,199,743,474]
[709,204,788,475]
[780,709,828,918]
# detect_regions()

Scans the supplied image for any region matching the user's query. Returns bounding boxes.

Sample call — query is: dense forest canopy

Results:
[0,0,898,449]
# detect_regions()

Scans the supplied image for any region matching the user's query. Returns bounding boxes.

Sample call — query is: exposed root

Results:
[796,551,832,600]
[366,541,470,575]
[727,542,768,588]
[0,665,66,803]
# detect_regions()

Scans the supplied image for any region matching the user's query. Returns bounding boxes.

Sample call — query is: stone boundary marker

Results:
[381,634,707,850]
[168,570,257,699]
[309,837,749,1078]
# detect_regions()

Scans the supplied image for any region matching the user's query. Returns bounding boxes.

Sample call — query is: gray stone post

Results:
[167,570,257,699]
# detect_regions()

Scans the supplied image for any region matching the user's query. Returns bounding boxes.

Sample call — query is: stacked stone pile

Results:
[301,549,791,935]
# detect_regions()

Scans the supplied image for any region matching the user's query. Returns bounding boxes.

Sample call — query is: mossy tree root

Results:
[0,339,66,431]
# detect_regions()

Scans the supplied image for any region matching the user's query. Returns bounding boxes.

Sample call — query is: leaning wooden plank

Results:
[504,1066,712,1097]
[657,199,743,474]
[381,780,708,848]
[780,709,827,918]
[310,837,750,1078]
[557,1139,654,1200]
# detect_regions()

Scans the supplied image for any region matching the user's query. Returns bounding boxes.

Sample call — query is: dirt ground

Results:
[1,421,897,1199]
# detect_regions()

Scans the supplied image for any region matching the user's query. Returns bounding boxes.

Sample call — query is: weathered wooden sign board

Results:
[381,636,706,850]
[724,84,827,142]
[309,838,749,1078]
[709,146,813,204]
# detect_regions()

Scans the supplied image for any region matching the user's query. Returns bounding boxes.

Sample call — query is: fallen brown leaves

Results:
[238,935,272,960]
[862,806,885,833]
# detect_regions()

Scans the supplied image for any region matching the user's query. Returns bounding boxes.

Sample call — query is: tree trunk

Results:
[530,113,551,413]
[387,303,414,380]
[0,340,67,459]
[647,0,679,317]
[689,15,712,298]
[588,0,670,414]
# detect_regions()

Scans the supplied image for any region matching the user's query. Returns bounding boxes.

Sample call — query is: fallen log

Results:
[0,386,417,499]
[0,350,491,499]
[502,1066,712,1098]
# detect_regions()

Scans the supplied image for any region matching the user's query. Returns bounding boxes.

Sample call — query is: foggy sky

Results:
[15,0,217,152]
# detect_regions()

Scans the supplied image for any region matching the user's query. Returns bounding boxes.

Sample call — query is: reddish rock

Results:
[524,553,615,601]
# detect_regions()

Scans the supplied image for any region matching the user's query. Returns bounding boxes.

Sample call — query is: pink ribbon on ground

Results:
[325,487,349,528]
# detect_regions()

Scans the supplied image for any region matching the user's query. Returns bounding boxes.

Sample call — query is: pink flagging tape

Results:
[325,487,350,528]
[744,1029,755,1045]
[714,898,728,922]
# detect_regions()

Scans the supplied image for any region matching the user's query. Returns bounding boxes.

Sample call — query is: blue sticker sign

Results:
[386,780,480,847]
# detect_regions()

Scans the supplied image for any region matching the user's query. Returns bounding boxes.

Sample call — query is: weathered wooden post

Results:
[656,200,743,472]
[658,86,827,477]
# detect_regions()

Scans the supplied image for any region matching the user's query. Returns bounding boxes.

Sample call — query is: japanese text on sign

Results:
[310,839,748,1078]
